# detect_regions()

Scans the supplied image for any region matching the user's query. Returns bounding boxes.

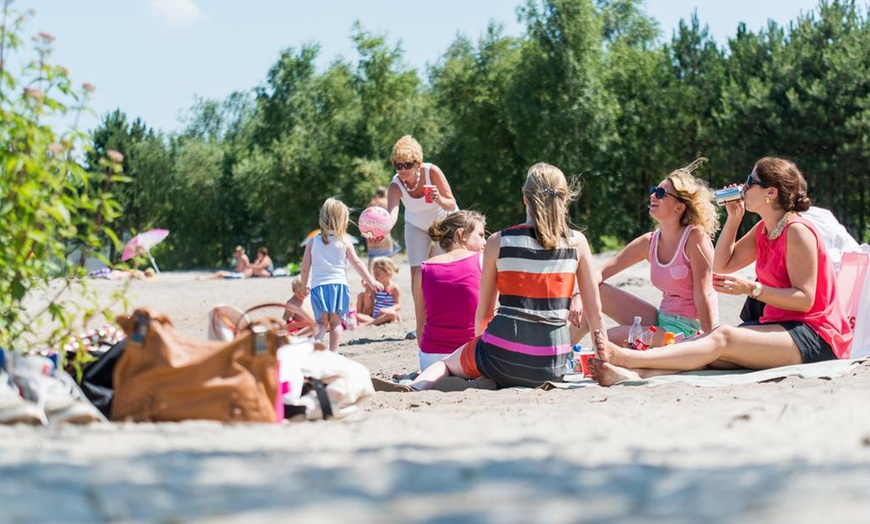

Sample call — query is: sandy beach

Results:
[3,254,870,523]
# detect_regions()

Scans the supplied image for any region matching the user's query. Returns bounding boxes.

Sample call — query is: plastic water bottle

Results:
[627,316,644,349]
[566,344,579,373]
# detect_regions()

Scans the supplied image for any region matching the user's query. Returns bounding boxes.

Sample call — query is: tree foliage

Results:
[91,0,870,272]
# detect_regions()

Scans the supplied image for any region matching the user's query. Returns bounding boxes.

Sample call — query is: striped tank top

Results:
[475,224,578,387]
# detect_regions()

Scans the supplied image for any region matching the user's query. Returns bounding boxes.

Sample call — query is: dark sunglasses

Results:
[649,186,683,201]
[744,173,769,189]
[394,161,417,171]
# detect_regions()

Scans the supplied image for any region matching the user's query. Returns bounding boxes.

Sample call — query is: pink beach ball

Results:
[358,206,392,240]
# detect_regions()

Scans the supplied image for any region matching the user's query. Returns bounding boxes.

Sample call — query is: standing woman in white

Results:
[384,136,458,333]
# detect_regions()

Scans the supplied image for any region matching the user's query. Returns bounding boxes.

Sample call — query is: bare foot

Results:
[589,358,641,387]
[593,329,630,366]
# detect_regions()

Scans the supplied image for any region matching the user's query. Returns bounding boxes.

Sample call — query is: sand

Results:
[2,254,870,523]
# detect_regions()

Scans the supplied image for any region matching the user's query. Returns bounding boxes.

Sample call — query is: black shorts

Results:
[739,320,837,364]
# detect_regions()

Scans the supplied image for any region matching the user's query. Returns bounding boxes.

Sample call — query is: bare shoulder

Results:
[786,220,818,248]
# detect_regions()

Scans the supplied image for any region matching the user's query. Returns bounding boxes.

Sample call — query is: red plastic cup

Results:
[423,185,436,203]
[579,350,595,377]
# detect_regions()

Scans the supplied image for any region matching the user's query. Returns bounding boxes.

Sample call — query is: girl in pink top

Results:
[414,211,487,371]
[592,157,853,386]
[570,159,720,346]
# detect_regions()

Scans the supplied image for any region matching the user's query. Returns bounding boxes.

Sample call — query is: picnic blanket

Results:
[540,358,866,390]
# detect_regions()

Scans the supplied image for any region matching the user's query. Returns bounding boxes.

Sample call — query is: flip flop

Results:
[371,377,413,393]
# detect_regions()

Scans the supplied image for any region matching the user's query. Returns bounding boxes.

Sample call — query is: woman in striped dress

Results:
[400,162,608,389]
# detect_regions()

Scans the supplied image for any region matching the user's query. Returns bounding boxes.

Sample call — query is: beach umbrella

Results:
[122,229,169,273]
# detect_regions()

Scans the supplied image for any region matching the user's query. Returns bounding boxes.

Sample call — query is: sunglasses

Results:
[744,173,770,189]
[649,186,683,201]
[394,161,417,171]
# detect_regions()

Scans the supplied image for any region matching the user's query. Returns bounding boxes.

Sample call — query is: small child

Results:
[300,198,383,351]
[283,275,313,333]
[356,257,402,326]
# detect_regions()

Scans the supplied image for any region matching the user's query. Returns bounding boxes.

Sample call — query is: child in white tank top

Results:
[300,198,382,351]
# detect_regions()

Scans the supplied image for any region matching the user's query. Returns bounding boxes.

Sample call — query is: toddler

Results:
[283,275,313,334]
[300,198,382,351]
[357,257,402,326]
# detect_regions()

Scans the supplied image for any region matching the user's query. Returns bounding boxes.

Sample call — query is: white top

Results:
[310,234,349,288]
[391,163,456,230]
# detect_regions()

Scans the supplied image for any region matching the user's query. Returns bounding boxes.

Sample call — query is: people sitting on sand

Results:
[413,210,486,371]
[375,162,607,391]
[365,186,402,272]
[284,275,314,333]
[569,158,720,346]
[249,246,274,278]
[356,257,402,326]
[590,156,854,386]
[206,245,250,279]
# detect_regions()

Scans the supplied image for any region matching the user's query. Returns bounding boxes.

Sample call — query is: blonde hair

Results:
[428,210,486,251]
[390,135,423,165]
[665,158,720,237]
[319,197,349,243]
[371,256,399,275]
[290,275,304,293]
[522,162,579,250]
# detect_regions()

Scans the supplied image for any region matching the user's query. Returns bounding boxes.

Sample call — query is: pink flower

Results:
[82,83,96,93]
[37,32,56,42]
[48,143,64,155]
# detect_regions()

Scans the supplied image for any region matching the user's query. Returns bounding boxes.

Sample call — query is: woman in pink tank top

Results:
[413,211,487,371]
[592,157,853,386]
[570,158,720,346]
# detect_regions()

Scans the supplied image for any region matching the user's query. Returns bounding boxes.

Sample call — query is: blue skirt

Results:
[309,283,350,321]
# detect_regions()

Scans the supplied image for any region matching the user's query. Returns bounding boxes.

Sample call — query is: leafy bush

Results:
[0,3,125,351]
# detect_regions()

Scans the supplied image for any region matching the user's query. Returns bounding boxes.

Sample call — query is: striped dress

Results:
[475,224,578,387]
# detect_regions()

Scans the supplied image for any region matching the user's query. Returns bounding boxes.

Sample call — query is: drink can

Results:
[714,186,743,206]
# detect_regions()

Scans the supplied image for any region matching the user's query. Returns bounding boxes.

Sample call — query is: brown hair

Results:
[753,157,812,212]
[666,157,720,237]
[428,210,486,251]
[390,135,423,165]
[522,162,580,250]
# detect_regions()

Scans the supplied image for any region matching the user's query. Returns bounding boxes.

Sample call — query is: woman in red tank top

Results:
[592,157,853,386]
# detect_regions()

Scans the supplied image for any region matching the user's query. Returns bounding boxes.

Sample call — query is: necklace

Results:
[401,169,421,192]
[766,211,795,240]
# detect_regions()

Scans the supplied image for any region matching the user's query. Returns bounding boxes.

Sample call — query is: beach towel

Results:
[539,358,866,390]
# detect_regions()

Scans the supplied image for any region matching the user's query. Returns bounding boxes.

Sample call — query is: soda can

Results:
[714,186,743,206]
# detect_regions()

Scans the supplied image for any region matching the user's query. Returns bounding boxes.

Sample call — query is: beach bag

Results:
[111,308,289,423]
[278,335,375,420]
[79,339,126,418]
[839,249,870,358]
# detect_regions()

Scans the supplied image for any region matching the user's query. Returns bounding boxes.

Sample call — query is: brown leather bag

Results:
[112,308,289,423]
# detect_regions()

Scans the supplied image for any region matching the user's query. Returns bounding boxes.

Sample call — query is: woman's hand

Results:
[712,273,752,295]
[723,184,745,222]
[568,294,584,327]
